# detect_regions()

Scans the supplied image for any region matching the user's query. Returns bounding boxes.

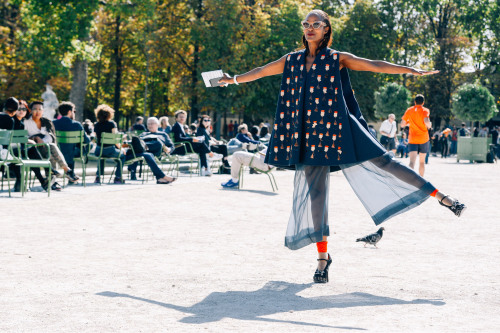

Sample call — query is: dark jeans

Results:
[95,146,125,178]
[127,151,165,180]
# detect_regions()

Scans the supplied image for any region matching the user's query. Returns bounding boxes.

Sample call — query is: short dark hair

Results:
[135,116,143,123]
[461,122,466,127]
[29,101,44,110]
[58,101,75,116]
[415,94,425,105]
[260,125,269,137]
[4,97,19,112]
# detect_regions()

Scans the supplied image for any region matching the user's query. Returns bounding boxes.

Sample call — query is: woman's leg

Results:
[304,166,330,271]
[48,143,71,173]
[370,154,463,211]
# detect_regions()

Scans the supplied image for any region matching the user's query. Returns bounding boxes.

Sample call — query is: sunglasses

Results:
[203,119,211,122]
[301,21,326,30]
[18,108,27,112]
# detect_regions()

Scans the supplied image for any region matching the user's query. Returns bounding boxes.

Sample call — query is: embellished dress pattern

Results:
[264,47,437,251]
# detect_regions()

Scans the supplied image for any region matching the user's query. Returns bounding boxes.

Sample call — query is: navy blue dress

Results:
[265,47,385,170]
[263,47,436,250]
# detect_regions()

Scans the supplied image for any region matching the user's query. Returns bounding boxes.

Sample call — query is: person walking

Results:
[401,95,432,176]
[379,114,397,154]
[218,9,466,284]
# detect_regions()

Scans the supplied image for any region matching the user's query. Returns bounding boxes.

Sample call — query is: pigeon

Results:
[356,227,385,248]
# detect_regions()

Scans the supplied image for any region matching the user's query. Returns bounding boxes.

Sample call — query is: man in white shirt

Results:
[379,113,397,154]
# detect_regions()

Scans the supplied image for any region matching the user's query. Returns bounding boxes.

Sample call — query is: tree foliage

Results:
[1,0,499,132]
[374,82,411,119]
[452,83,497,122]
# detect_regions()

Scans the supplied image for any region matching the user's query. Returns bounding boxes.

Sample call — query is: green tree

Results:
[19,0,100,121]
[334,0,394,119]
[374,82,411,119]
[452,83,498,122]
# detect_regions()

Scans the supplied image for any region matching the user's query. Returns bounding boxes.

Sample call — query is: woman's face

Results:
[201,117,211,128]
[176,113,186,124]
[303,13,329,44]
[16,108,27,120]
[31,104,44,121]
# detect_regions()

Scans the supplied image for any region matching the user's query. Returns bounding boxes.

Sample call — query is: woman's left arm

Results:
[339,52,439,76]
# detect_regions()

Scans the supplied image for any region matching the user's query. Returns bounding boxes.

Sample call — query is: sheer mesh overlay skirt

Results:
[284,153,436,250]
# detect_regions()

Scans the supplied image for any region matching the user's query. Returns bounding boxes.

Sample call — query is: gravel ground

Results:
[1,156,499,332]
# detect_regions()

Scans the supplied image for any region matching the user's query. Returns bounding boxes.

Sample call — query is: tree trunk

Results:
[190,42,199,123]
[113,14,123,127]
[69,58,88,123]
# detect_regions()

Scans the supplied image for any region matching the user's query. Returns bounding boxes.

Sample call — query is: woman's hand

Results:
[409,68,440,76]
[218,73,232,86]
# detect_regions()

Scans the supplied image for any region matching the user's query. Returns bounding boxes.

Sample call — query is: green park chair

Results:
[90,132,145,184]
[169,132,200,176]
[56,130,89,187]
[8,130,52,197]
[238,154,278,192]
[0,130,12,197]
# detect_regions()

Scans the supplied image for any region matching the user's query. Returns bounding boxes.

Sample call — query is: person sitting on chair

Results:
[221,147,271,188]
[131,116,146,131]
[171,110,213,176]
[196,114,230,173]
[139,117,175,157]
[53,101,90,184]
[236,123,260,146]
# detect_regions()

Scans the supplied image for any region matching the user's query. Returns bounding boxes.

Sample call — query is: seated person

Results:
[196,114,230,173]
[259,125,271,141]
[0,97,25,192]
[24,101,77,188]
[250,125,260,141]
[159,116,172,134]
[14,100,53,191]
[139,117,175,157]
[221,147,271,188]
[131,116,146,131]
[53,101,91,183]
[126,117,177,184]
[171,109,213,176]
[83,119,94,136]
[236,123,260,146]
[93,104,126,184]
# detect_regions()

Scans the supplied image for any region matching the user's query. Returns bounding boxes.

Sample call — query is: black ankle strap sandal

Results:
[439,195,467,217]
[313,254,332,283]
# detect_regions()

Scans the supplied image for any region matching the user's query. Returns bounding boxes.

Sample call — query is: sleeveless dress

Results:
[265,47,436,250]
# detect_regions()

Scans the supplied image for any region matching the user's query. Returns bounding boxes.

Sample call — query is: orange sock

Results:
[430,189,439,197]
[316,241,328,253]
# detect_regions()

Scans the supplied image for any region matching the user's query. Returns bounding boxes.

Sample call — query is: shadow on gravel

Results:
[97,281,444,329]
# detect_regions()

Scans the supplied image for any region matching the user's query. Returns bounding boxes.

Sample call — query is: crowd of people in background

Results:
[0,96,275,194]
[2,95,498,195]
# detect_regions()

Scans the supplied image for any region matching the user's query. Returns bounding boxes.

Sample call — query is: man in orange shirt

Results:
[401,94,432,176]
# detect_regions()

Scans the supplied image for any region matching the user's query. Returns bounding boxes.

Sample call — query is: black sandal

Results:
[313,253,332,283]
[439,195,467,217]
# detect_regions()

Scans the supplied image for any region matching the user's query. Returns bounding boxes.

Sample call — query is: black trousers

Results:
[210,144,230,167]
[173,141,211,168]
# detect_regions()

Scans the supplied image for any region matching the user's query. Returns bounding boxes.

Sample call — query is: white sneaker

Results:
[201,167,212,177]
[208,153,223,161]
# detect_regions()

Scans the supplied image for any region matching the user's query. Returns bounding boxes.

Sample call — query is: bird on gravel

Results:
[356,227,385,248]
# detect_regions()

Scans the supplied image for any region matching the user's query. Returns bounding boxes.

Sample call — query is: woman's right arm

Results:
[218,54,287,85]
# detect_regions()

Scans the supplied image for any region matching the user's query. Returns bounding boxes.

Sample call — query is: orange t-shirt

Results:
[402,105,430,144]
